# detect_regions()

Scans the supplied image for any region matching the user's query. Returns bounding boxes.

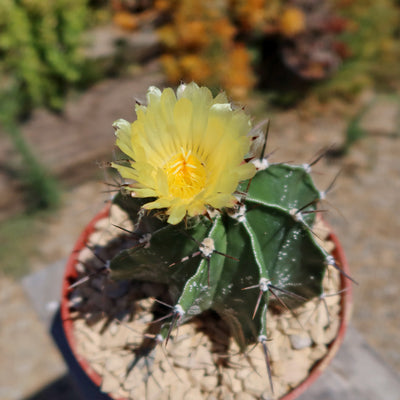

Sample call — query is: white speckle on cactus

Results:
[276,273,290,286]
[277,251,288,262]
[280,183,289,203]
[187,305,201,315]
[252,158,269,170]
[200,237,215,258]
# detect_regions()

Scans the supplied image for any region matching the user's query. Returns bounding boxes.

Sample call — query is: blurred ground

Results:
[0,73,399,399]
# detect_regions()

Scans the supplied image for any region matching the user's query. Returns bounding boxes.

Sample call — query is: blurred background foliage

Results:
[0,0,399,117]
[111,0,400,102]
[0,0,89,115]
[0,0,399,215]
[316,0,400,99]
[0,0,104,211]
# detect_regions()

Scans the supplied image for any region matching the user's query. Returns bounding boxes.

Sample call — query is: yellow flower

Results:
[112,83,256,224]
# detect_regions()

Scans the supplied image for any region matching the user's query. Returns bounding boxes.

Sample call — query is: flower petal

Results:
[167,204,188,224]
[113,119,135,160]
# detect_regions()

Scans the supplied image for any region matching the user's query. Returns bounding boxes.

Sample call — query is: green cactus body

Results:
[110,161,328,350]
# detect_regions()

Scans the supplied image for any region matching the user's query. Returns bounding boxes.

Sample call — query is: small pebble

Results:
[200,375,218,392]
[242,372,268,397]
[289,333,313,350]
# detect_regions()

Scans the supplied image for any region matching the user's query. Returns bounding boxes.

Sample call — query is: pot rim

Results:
[60,203,352,400]
[60,203,112,390]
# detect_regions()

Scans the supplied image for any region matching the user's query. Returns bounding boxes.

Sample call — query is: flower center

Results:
[164,149,207,199]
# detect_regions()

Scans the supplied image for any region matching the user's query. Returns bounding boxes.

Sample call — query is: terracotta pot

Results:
[60,204,352,400]
[60,204,111,396]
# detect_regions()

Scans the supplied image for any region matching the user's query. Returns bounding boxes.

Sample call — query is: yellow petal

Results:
[143,198,171,209]
[113,119,135,160]
[167,204,188,224]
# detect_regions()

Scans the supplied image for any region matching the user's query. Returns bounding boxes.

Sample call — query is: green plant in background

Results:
[0,0,89,114]
[108,83,348,379]
[0,0,95,213]
[317,0,400,98]
[0,87,60,212]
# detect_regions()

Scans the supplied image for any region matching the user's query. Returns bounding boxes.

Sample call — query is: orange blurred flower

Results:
[161,54,182,83]
[180,54,212,84]
[212,17,236,47]
[178,20,210,50]
[113,11,138,31]
[279,7,306,37]
[221,44,256,101]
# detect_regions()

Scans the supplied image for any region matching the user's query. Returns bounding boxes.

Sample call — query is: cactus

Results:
[109,83,344,379]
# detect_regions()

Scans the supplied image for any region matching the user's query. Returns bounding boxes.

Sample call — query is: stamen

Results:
[164,150,207,199]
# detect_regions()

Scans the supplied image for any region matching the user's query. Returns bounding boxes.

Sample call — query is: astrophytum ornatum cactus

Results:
[109,83,341,367]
